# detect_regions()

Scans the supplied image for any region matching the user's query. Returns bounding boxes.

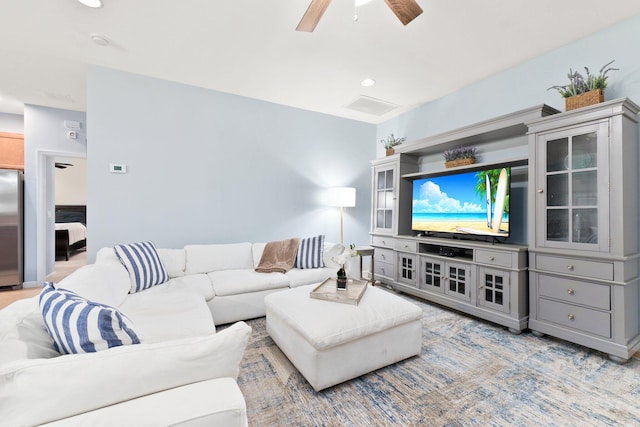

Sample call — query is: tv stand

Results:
[372,235,528,333]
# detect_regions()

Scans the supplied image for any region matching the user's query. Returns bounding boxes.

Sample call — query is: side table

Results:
[354,246,375,285]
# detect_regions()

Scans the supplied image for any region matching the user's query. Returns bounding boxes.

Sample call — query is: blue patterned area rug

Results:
[236,291,640,426]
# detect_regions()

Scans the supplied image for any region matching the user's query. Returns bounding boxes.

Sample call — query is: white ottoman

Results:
[265,284,423,391]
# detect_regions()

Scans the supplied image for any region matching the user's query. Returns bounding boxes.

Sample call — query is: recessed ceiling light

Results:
[361,78,376,87]
[77,0,102,8]
[90,33,110,46]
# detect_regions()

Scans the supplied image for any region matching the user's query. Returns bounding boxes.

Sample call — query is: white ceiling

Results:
[1,1,639,124]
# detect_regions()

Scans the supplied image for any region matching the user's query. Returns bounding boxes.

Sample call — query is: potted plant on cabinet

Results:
[443,146,477,168]
[380,134,406,156]
[548,60,618,111]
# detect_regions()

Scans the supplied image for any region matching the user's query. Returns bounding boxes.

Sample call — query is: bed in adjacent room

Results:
[55,205,87,261]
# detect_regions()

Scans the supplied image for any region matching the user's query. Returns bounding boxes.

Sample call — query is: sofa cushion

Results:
[294,235,325,269]
[118,287,215,343]
[39,283,140,354]
[185,243,253,274]
[0,297,59,366]
[157,248,186,278]
[160,273,215,301]
[55,262,130,308]
[0,321,251,427]
[114,241,169,293]
[40,378,247,427]
[285,267,333,288]
[208,269,289,296]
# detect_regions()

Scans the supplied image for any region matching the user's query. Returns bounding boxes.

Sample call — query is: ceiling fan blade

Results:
[384,0,423,26]
[296,0,332,32]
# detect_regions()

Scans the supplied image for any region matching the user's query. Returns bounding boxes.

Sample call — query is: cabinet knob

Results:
[567,288,575,295]
[381,254,386,260]
[381,240,386,245]
[489,256,495,261]
[381,267,385,273]
[567,264,574,271]
[568,314,575,321]
[537,189,544,194]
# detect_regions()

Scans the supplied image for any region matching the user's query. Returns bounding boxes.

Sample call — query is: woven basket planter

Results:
[386,148,395,156]
[565,89,604,111]
[445,158,476,168]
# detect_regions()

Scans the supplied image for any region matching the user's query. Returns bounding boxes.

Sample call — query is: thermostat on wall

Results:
[109,164,127,174]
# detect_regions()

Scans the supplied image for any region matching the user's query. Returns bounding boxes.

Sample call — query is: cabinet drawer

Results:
[538,274,610,310]
[476,250,512,268]
[374,248,394,263]
[539,298,611,338]
[374,261,395,278]
[536,255,613,281]
[394,239,417,253]
[372,236,395,249]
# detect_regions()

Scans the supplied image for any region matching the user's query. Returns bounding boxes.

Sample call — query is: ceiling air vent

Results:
[345,96,398,116]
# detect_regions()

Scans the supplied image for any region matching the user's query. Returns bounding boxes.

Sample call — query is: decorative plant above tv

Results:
[548,60,618,111]
[381,133,406,156]
[443,146,477,168]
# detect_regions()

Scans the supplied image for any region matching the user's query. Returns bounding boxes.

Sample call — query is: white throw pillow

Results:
[0,321,252,427]
[39,283,140,354]
[323,242,345,269]
[114,241,169,293]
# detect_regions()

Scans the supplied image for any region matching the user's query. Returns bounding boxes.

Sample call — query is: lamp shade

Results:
[327,187,356,207]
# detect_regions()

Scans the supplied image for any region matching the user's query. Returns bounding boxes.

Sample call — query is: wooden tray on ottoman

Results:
[310,278,368,305]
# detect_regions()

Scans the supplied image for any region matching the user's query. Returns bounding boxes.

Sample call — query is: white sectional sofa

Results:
[0,240,341,426]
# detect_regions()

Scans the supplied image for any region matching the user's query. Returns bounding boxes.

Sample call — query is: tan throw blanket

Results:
[255,238,301,273]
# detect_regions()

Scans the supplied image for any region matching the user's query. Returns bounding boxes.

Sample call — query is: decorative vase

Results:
[445,157,476,168]
[336,266,347,290]
[386,148,395,156]
[565,89,604,111]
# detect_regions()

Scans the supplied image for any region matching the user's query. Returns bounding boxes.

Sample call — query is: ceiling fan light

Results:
[77,0,102,8]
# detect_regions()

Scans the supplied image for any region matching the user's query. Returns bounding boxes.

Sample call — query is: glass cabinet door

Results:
[374,165,396,233]
[538,122,609,251]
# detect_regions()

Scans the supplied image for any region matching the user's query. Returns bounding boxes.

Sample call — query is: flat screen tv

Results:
[412,167,510,239]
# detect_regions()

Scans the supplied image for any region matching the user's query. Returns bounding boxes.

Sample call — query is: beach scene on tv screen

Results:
[412,168,509,236]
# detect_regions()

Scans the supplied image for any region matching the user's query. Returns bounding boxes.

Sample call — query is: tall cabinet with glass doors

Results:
[527,98,640,362]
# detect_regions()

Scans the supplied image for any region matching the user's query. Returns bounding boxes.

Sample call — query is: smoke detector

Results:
[77,0,102,8]
[90,33,110,47]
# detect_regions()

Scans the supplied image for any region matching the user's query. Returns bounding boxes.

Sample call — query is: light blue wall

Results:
[86,67,375,261]
[23,105,86,283]
[377,13,640,153]
[0,113,24,133]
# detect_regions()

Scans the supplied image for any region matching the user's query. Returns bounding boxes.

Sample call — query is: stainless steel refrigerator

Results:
[0,169,23,289]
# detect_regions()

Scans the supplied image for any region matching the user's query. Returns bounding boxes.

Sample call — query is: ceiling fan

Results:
[296,0,423,32]
[55,162,74,169]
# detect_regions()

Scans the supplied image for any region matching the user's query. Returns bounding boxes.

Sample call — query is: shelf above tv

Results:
[401,157,528,180]
[394,104,559,157]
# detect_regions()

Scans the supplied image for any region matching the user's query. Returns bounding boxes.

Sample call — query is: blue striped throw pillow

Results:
[294,235,325,269]
[114,241,169,293]
[39,282,140,354]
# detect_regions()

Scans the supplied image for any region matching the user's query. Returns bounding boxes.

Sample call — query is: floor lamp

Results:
[327,187,356,244]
